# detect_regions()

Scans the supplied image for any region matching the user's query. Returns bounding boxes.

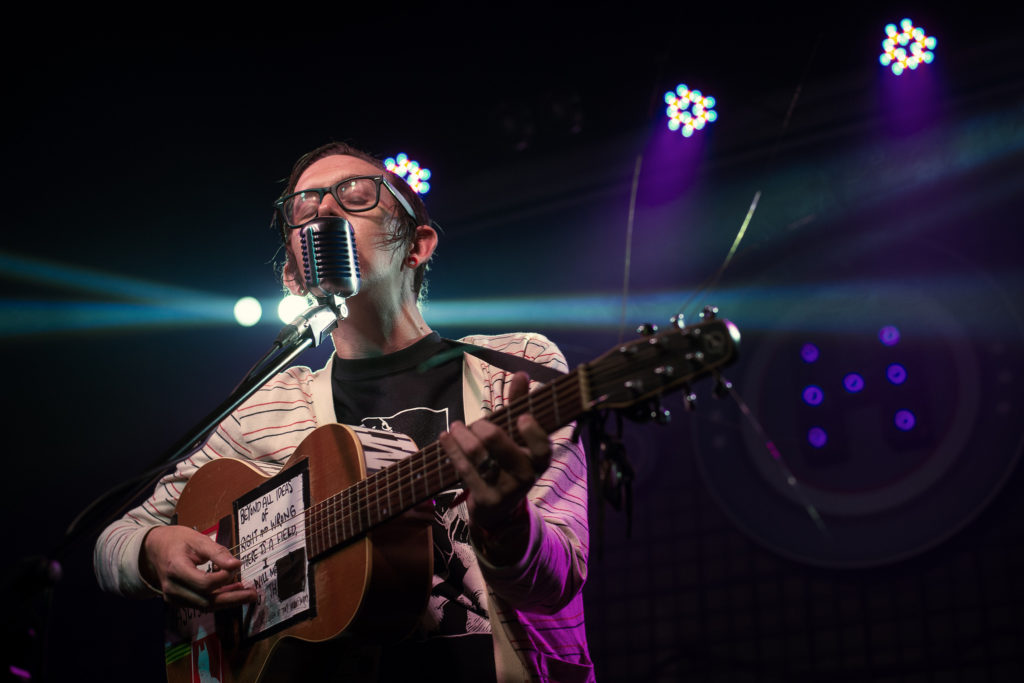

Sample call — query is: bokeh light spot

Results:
[277,294,310,323]
[887,363,907,385]
[802,385,824,406]
[879,325,901,346]
[800,343,820,363]
[894,409,916,431]
[233,297,262,327]
[843,373,865,393]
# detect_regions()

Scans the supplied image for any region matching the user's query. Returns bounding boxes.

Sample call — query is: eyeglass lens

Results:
[284,177,380,226]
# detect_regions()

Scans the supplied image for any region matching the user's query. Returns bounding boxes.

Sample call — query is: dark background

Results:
[3,5,1023,681]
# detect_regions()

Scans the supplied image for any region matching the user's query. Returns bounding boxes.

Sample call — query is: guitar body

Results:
[166,424,433,683]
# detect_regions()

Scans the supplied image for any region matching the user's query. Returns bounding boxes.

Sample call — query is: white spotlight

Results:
[278,294,310,323]
[233,297,262,327]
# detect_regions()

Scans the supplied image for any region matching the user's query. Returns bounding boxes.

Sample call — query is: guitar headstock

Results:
[583,317,740,411]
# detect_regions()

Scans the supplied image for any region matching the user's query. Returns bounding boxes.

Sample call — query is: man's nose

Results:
[318,192,345,217]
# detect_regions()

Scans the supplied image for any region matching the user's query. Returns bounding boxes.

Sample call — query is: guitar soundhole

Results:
[276,548,307,601]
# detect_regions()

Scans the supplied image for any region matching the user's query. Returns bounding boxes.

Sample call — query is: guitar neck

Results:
[305,367,587,559]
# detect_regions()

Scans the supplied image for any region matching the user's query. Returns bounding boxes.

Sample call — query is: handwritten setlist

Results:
[235,465,313,638]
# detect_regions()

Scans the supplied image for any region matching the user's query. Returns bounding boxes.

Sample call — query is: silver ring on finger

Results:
[477,456,501,484]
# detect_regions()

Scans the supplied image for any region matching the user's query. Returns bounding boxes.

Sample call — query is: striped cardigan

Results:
[94,332,594,682]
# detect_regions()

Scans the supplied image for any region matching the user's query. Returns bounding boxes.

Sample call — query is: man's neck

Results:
[330,295,433,359]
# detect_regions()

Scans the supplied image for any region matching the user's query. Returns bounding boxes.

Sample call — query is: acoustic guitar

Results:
[164,317,739,682]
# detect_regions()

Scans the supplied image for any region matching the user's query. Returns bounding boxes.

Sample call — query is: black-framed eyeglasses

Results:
[275,175,417,229]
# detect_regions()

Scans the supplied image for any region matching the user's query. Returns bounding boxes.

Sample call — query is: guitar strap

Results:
[416,339,567,384]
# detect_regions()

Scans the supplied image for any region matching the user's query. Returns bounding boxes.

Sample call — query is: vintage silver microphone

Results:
[298,216,361,300]
[276,217,361,348]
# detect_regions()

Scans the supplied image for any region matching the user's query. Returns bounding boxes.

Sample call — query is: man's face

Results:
[287,154,408,299]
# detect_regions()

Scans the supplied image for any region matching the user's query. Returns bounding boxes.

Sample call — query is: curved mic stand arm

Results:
[58,299,345,560]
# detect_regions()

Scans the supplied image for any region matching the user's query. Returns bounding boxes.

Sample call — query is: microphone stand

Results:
[13,295,347,683]
[64,295,347,552]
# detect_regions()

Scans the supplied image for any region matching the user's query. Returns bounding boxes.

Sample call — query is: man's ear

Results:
[282,250,307,296]
[409,224,438,264]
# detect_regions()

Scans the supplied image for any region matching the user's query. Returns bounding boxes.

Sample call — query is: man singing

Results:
[94,142,594,682]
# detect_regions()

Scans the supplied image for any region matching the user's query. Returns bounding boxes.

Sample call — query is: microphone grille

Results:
[299,217,361,299]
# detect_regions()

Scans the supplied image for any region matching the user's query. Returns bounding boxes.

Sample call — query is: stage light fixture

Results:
[664,84,718,137]
[879,18,937,75]
[384,153,432,194]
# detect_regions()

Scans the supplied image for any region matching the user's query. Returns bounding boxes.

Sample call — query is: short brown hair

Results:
[273,141,433,299]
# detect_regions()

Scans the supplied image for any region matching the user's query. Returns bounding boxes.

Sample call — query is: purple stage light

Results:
[887,363,907,385]
[843,373,865,393]
[879,18,937,75]
[879,325,901,346]
[384,153,432,194]
[894,410,916,431]
[800,343,820,363]
[802,385,824,406]
[664,84,718,138]
[807,427,828,448]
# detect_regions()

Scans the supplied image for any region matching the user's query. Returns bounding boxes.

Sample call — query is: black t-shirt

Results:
[331,333,496,682]
[331,332,464,449]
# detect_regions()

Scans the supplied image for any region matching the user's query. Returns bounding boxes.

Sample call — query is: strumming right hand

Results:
[141,524,258,610]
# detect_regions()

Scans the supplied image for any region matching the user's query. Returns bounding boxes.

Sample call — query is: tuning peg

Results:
[669,314,685,329]
[713,376,733,399]
[700,306,719,320]
[655,407,671,424]
[636,322,659,336]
